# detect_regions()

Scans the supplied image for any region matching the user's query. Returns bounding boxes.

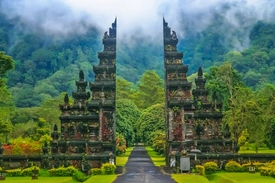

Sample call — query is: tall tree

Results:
[0,52,14,141]
[134,70,164,110]
[116,99,140,146]
[256,84,275,148]
[0,52,14,77]
[136,103,165,143]
[116,76,136,100]
[206,63,244,146]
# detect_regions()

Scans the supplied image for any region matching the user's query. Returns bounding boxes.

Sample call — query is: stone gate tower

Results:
[163,18,234,167]
[52,19,117,169]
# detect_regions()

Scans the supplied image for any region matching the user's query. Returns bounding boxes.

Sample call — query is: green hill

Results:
[1,12,275,107]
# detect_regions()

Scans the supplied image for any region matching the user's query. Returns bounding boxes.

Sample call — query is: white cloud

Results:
[1,0,275,48]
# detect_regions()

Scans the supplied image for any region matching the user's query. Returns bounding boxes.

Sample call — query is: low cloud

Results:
[1,0,275,49]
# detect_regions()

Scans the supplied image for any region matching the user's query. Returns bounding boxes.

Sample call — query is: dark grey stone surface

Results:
[113,146,177,183]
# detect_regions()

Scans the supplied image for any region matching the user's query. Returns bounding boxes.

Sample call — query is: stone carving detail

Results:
[165,58,182,64]
[101,111,114,142]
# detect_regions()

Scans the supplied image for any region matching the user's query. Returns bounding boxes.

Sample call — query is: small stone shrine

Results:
[51,19,117,169]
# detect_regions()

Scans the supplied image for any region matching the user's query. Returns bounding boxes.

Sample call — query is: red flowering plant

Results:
[2,136,50,155]
[116,133,126,155]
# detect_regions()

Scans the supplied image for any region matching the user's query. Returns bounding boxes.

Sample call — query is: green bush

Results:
[101,163,116,175]
[203,162,218,174]
[49,166,78,177]
[6,169,21,177]
[72,170,90,182]
[195,165,205,176]
[91,168,102,175]
[260,167,273,176]
[21,166,40,177]
[225,161,242,172]
[39,169,49,177]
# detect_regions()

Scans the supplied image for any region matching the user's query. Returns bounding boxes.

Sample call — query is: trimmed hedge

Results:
[225,161,242,172]
[203,162,218,174]
[73,170,90,182]
[101,163,116,175]
[195,165,205,176]
[49,166,78,177]
[259,160,275,177]
[91,168,102,175]
[21,166,40,176]
[6,169,21,177]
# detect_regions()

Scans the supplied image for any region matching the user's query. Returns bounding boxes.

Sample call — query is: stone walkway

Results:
[113,146,177,183]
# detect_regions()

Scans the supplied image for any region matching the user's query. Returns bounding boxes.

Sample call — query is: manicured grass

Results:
[172,173,275,183]
[3,175,117,183]
[172,174,210,183]
[209,172,275,183]
[238,148,275,154]
[3,177,78,183]
[85,175,117,183]
[145,146,165,166]
[116,146,134,166]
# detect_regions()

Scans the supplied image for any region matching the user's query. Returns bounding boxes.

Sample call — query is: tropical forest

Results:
[1,0,275,182]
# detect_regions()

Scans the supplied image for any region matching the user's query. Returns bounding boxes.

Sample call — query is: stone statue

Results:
[171,30,177,39]
[104,31,109,39]
[79,70,84,81]
[198,67,203,77]
[64,94,69,104]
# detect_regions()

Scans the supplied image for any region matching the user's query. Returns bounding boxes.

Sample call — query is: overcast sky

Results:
[1,0,275,47]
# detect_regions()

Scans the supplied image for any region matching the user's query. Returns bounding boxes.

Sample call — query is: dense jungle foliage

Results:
[0,12,275,107]
[1,12,275,154]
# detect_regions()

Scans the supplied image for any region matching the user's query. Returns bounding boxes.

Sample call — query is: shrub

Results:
[39,169,49,177]
[101,163,116,175]
[151,131,166,155]
[72,170,90,182]
[260,167,273,176]
[195,165,205,176]
[225,161,242,172]
[116,133,126,155]
[3,137,42,155]
[91,168,102,175]
[49,166,78,177]
[6,169,21,177]
[203,162,218,174]
[21,166,40,176]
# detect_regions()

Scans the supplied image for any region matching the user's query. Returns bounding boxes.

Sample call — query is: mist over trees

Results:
[1,0,275,155]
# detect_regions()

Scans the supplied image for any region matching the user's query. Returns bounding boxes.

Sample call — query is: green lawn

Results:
[3,177,78,183]
[238,148,275,154]
[172,173,275,183]
[116,146,134,166]
[209,172,275,183]
[145,146,166,166]
[85,175,117,183]
[3,175,117,183]
[172,174,210,183]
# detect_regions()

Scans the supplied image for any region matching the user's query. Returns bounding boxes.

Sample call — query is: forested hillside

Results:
[1,12,275,107]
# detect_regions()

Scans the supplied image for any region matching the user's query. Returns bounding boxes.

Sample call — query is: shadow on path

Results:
[113,146,176,183]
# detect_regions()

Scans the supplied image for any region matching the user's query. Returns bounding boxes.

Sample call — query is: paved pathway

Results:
[113,146,177,183]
